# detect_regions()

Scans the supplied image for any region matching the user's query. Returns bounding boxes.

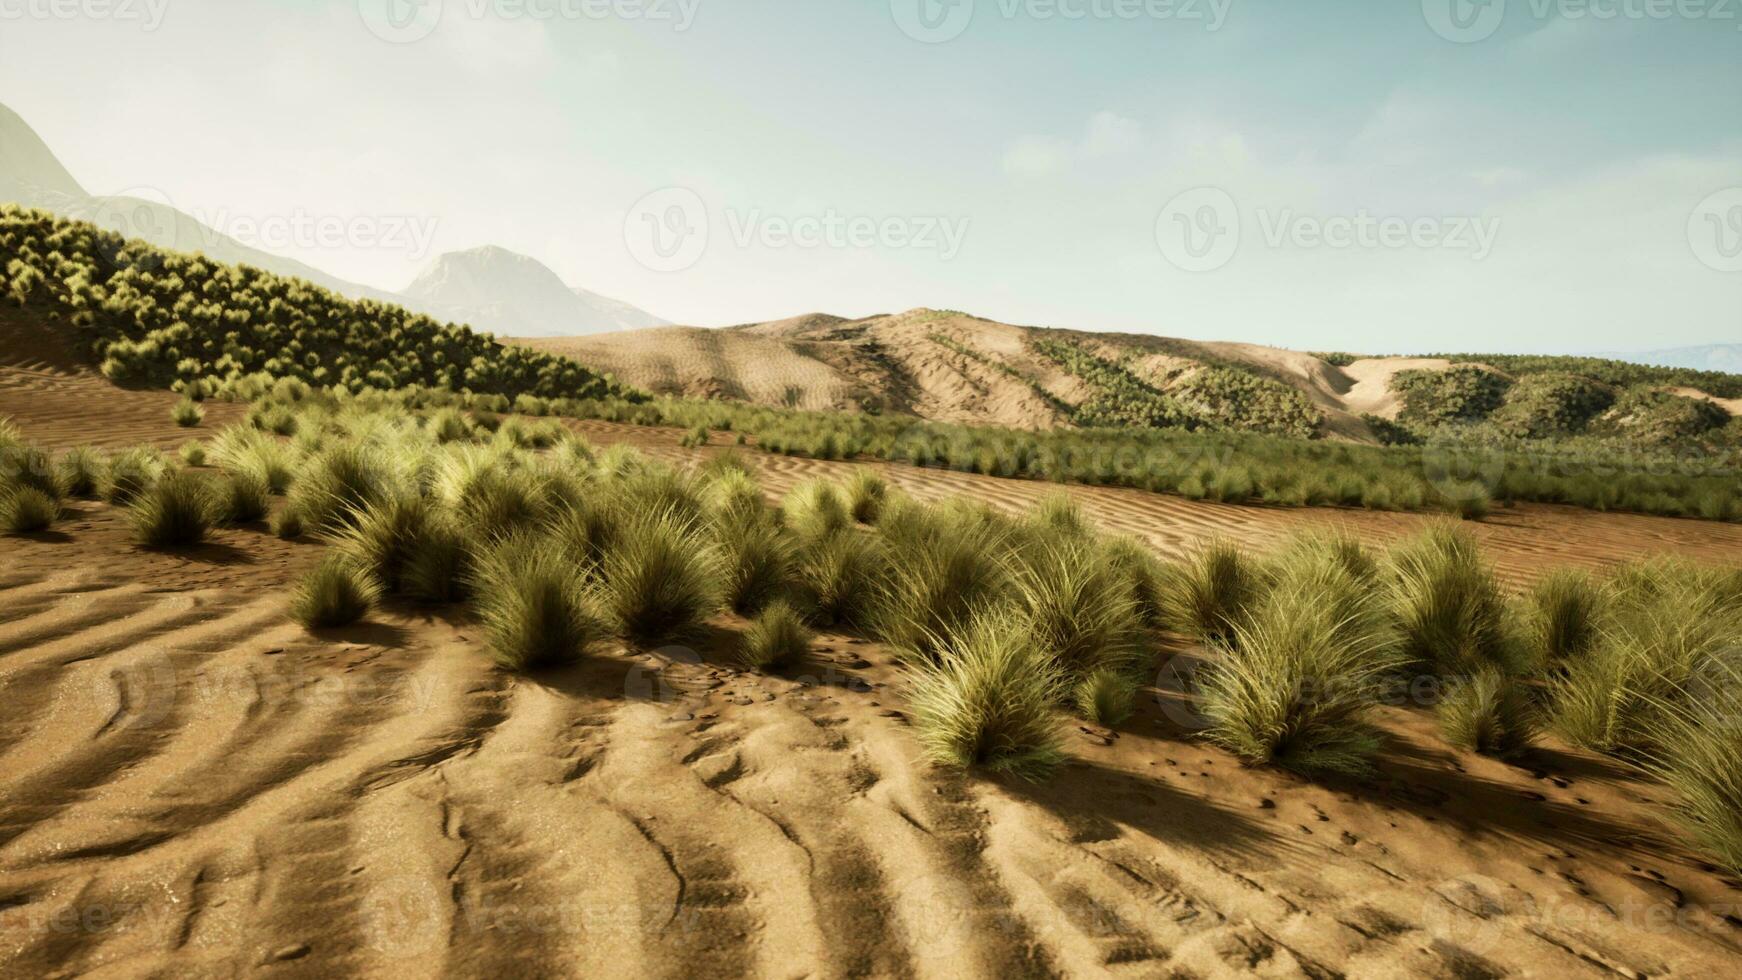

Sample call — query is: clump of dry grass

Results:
[908,612,1064,781]
[1159,539,1259,645]
[597,507,723,645]
[738,599,812,670]
[290,552,380,630]
[128,469,216,547]
[470,533,599,670]
[1439,669,1538,757]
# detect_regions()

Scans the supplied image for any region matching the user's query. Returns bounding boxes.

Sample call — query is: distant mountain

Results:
[0,102,662,337]
[400,245,667,338]
[1595,344,1742,375]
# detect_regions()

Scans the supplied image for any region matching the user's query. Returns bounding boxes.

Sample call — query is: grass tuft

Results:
[1527,568,1603,667]
[171,398,205,428]
[0,486,57,534]
[908,613,1064,781]
[470,533,599,669]
[1439,668,1537,757]
[289,552,380,629]
[597,507,723,645]
[738,599,812,670]
[54,446,105,499]
[1159,539,1259,645]
[843,469,889,524]
[1384,524,1525,677]
[128,469,215,547]
[105,447,166,505]
[1073,668,1137,726]
[799,530,891,628]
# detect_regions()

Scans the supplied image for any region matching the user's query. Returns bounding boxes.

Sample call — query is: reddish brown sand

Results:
[3,356,1742,976]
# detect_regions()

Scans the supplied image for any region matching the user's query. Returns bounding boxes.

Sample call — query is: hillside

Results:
[0,102,662,338]
[523,310,1742,446]
[400,245,667,338]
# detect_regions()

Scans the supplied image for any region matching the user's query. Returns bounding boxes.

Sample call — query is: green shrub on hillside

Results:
[1603,387,1729,444]
[0,205,645,404]
[1393,366,1515,426]
[1490,372,1615,438]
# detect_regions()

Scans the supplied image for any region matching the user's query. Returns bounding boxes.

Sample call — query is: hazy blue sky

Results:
[1,0,1737,352]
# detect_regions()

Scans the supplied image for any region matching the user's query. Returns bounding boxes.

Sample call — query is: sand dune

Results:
[4,363,1742,976]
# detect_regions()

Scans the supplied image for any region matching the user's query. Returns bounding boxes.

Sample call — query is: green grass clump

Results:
[208,424,297,493]
[799,530,890,628]
[1014,532,1144,680]
[714,517,798,615]
[843,469,889,524]
[128,469,216,547]
[597,508,723,645]
[1073,668,1137,726]
[470,533,598,670]
[1100,536,1167,628]
[1641,659,1742,878]
[1384,524,1525,677]
[288,442,392,535]
[908,613,1064,781]
[783,479,851,541]
[105,447,166,505]
[1527,568,1602,667]
[702,468,768,526]
[1552,561,1742,754]
[216,467,271,524]
[0,486,57,534]
[54,446,105,499]
[289,553,380,629]
[179,441,207,467]
[738,599,812,670]
[1,443,59,501]
[171,398,205,428]
[1159,539,1259,645]
[1438,669,1537,757]
[1028,492,1092,539]
[332,495,435,593]
[402,513,473,604]
[1197,552,1398,776]
[874,507,1013,661]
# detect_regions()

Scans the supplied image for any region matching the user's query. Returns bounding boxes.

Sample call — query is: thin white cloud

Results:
[1003,111,1144,178]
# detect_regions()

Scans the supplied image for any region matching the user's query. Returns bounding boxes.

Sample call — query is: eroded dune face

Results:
[4,378,1742,977]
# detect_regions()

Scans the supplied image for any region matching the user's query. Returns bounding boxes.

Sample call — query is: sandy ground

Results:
[4,361,1742,976]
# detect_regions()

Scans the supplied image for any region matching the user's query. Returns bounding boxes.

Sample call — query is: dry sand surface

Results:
[4,361,1742,976]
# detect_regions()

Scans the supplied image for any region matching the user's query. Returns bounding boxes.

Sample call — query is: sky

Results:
[0,0,1738,353]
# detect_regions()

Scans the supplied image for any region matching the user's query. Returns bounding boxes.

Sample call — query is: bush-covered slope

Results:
[0,206,644,402]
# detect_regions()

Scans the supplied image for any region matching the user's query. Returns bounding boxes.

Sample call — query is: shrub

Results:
[1641,658,1742,878]
[289,553,380,629]
[1392,366,1513,426]
[1384,524,1524,677]
[128,469,215,547]
[54,446,105,498]
[0,486,57,534]
[908,613,1064,781]
[216,467,271,524]
[171,398,205,428]
[105,447,166,504]
[1073,668,1136,726]
[470,533,598,670]
[714,517,798,615]
[799,530,890,628]
[843,469,889,524]
[597,507,723,645]
[1197,554,1397,776]
[1527,568,1602,667]
[1159,539,1258,645]
[738,600,812,670]
[1439,669,1536,757]
[783,479,851,541]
